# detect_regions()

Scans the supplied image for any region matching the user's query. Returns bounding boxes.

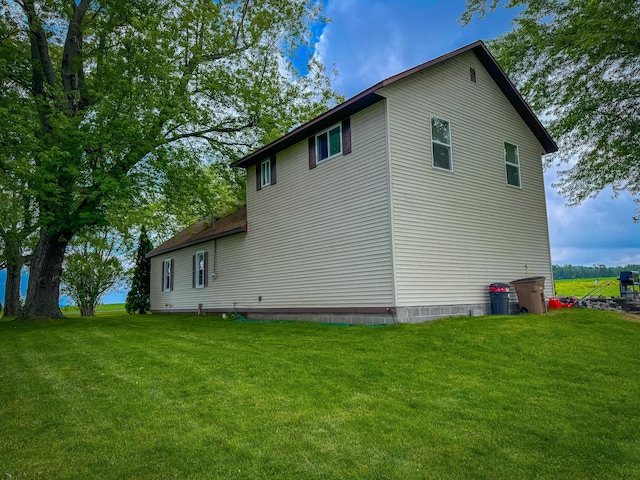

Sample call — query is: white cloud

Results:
[319,0,522,96]
[320,0,454,95]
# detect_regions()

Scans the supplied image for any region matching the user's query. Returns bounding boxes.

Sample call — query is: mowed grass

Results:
[1,310,639,479]
[61,303,126,313]
[554,277,620,298]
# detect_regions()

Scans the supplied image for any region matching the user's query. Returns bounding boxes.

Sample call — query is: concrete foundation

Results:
[152,301,525,324]
[247,302,494,325]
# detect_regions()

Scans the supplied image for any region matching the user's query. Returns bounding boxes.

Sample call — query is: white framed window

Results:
[163,258,173,292]
[316,123,342,163]
[504,142,521,187]
[260,159,271,188]
[256,156,276,191]
[195,251,205,288]
[431,116,452,171]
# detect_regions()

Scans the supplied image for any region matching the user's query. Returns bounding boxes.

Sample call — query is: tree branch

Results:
[22,0,55,91]
[204,45,252,62]
[7,75,32,91]
[235,0,250,47]
[22,0,56,133]
[89,5,103,22]
[164,121,256,144]
[187,45,253,74]
[62,0,91,112]
[185,1,252,74]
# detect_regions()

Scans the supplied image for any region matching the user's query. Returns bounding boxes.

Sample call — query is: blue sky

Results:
[313,0,640,267]
[0,270,124,306]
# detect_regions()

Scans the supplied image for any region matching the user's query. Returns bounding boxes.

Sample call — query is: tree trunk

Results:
[2,236,23,316]
[80,304,96,316]
[4,260,22,317]
[21,230,69,319]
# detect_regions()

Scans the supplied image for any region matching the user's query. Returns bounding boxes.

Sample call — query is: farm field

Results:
[554,277,619,298]
[1,310,639,479]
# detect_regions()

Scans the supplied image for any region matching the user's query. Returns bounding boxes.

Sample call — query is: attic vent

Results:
[470,67,476,83]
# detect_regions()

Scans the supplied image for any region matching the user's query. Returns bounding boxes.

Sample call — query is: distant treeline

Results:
[553,264,640,280]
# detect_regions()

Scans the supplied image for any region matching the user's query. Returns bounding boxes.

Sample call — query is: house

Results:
[147,40,557,324]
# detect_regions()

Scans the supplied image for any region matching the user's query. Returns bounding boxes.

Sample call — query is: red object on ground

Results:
[549,297,575,309]
[548,298,563,309]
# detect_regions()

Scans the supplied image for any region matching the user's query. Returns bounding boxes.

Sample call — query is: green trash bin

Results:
[489,283,511,315]
[510,276,546,314]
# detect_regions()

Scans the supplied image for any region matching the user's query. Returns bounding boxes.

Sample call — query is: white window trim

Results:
[163,258,172,292]
[260,159,271,188]
[316,123,342,164]
[430,115,453,172]
[195,251,205,288]
[504,142,522,188]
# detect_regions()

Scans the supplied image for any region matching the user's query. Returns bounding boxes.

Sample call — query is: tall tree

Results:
[125,227,153,315]
[461,0,640,218]
[0,15,38,316]
[2,0,340,319]
[61,230,125,317]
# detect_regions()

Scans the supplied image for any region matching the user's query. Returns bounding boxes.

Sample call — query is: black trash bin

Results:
[489,283,510,315]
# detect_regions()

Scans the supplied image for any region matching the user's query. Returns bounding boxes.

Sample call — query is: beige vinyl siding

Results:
[151,101,394,311]
[150,250,193,311]
[150,235,248,312]
[239,101,393,309]
[381,51,553,306]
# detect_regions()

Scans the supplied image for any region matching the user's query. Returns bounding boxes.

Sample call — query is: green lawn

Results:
[1,310,639,479]
[554,277,620,298]
[61,303,126,313]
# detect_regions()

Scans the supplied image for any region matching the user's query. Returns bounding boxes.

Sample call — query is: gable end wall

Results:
[382,51,554,307]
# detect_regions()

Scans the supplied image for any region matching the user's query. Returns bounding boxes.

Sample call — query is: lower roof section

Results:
[146,205,247,259]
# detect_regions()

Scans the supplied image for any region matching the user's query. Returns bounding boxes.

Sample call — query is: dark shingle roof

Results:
[231,40,557,170]
[146,206,247,258]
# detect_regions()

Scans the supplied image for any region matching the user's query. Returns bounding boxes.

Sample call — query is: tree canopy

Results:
[1,0,340,318]
[461,0,640,219]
